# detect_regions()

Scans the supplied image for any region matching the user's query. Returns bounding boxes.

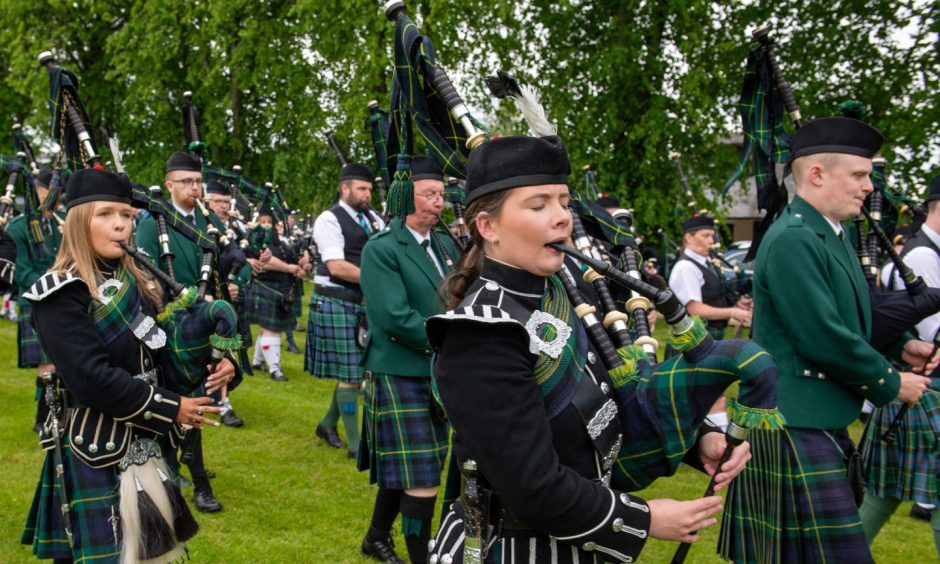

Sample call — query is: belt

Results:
[315,284,363,304]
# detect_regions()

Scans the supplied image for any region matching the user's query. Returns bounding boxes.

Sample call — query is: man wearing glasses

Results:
[135,151,226,513]
[357,156,458,564]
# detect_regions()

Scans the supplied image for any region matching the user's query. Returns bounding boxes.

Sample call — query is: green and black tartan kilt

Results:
[245,279,296,332]
[719,427,873,564]
[304,294,364,383]
[860,391,940,505]
[22,436,182,562]
[360,373,449,489]
[18,303,51,368]
[21,442,121,561]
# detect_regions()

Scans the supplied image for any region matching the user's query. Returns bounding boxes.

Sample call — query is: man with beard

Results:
[306,164,385,461]
[357,156,457,564]
[135,152,226,513]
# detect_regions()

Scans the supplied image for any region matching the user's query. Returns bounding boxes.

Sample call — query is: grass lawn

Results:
[0,295,934,562]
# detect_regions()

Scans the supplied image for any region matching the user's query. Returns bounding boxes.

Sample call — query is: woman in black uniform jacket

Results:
[426,136,750,563]
[20,169,235,563]
[245,209,303,381]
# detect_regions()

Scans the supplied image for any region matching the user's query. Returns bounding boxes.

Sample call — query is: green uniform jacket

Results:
[359,219,458,377]
[135,210,208,285]
[753,196,904,429]
[9,214,62,306]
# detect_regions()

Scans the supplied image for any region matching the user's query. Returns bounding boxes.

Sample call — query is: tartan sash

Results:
[90,264,142,346]
[533,275,586,419]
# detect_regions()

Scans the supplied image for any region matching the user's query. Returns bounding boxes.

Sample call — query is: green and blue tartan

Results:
[368,104,391,187]
[22,438,180,563]
[245,279,296,332]
[305,294,364,383]
[361,373,449,489]
[160,297,242,396]
[18,303,51,367]
[719,427,873,564]
[612,338,779,491]
[860,392,940,505]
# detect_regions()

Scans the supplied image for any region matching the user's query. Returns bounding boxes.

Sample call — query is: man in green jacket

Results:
[722,117,932,563]
[357,156,457,564]
[9,171,60,432]
[135,151,227,513]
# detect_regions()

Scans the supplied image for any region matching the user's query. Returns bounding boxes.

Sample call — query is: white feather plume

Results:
[513,83,557,137]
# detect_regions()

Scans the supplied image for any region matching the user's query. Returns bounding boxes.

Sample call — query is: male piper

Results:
[358,156,457,564]
[668,214,752,341]
[9,171,61,432]
[721,117,933,563]
[136,151,228,512]
[204,179,250,426]
[306,164,385,460]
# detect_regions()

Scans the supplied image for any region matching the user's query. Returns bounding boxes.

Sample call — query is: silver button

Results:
[818,373,826,380]
[427,539,436,552]
[803,369,811,377]
[587,352,597,365]
[429,556,439,564]
[795,213,802,218]
[125,422,133,428]
[154,393,163,402]
[73,436,84,445]
[88,444,98,453]
[600,382,610,394]
[878,378,885,385]
[144,411,153,420]
[861,385,868,391]
[485,281,499,291]
[582,541,597,551]
[106,441,116,451]
[441,555,453,564]
[612,517,624,532]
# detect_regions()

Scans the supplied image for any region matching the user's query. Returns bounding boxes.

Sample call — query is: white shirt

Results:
[888,224,940,340]
[172,201,197,221]
[823,215,845,238]
[405,224,444,277]
[668,248,710,306]
[312,200,385,286]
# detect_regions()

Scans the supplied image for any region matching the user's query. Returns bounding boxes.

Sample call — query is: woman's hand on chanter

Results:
[648,496,723,543]
[177,396,221,429]
[697,432,752,492]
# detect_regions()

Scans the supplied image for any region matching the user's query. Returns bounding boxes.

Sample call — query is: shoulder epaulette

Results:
[371,228,392,240]
[787,211,805,227]
[426,279,538,354]
[22,271,83,302]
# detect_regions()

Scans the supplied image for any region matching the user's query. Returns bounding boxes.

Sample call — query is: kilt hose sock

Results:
[860,493,940,555]
[321,386,341,428]
[336,386,360,454]
[258,335,282,374]
[252,334,264,366]
[367,487,404,540]
[401,493,436,564]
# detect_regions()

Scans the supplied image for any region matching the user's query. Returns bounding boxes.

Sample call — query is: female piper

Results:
[245,208,303,381]
[21,168,235,563]
[426,136,749,563]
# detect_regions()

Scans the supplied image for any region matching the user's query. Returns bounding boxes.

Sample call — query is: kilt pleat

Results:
[21,443,121,562]
[860,391,940,505]
[18,303,51,367]
[304,294,363,383]
[719,427,873,564]
[245,280,296,332]
[361,373,448,489]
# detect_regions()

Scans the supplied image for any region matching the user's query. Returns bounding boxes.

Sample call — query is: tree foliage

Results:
[0,0,936,239]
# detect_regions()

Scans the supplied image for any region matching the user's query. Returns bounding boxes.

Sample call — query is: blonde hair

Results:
[51,201,163,307]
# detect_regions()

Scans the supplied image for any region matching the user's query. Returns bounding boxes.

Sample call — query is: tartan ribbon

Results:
[569,189,636,247]
[384,11,488,217]
[367,105,391,187]
[723,45,792,219]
